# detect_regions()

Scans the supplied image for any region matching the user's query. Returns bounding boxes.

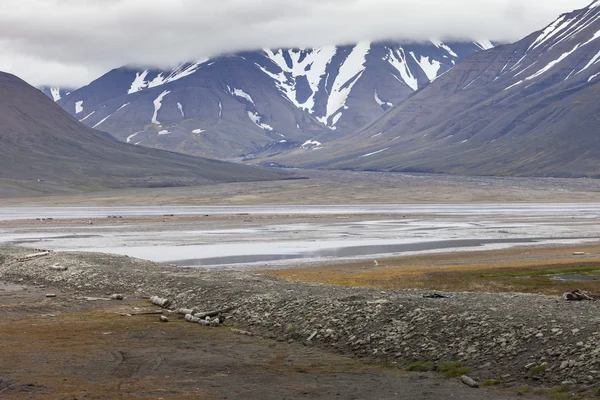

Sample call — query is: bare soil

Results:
[0,281,517,400]
[1,169,599,205]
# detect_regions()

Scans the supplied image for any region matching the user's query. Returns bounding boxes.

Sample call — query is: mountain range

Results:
[38,1,600,178]
[49,41,491,160]
[268,1,600,178]
[0,71,283,194]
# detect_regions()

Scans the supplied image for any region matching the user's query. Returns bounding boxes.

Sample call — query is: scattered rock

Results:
[110,294,124,300]
[160,316,169,322]
[460,375,479,388]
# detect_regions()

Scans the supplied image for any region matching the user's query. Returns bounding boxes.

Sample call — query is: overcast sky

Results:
[0,0,593,87]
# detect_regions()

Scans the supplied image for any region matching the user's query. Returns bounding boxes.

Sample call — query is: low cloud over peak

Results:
[0,0,592,87]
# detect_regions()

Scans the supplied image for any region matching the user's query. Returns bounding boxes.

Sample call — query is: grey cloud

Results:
[0,0,592,87]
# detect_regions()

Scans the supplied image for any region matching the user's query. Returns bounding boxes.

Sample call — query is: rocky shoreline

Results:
[1,245,599,396]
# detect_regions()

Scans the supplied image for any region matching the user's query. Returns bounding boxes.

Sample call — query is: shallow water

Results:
[1,204,598,268]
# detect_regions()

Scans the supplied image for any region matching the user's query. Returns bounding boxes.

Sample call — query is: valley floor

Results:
[1,174,599,398]
[1,169,600,205]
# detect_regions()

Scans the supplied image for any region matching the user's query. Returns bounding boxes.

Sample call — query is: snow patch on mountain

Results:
[128,61,208,95]
[177,102,185,118]
[411,53,442,81]
[116,103,130,111]
[247,111,273,131]
[318,41,371,126]
[230,87,255,105]
[474,40,494,51]
[430,40,458,57]
[93,114,111,129]
[126,131,142,144]
[302,139,322,149]
[359,148,388,158]
[128,71,150,94]
[152,90,170,125]
[79,111,95,122]
[49,87,62,102]
[386,48,418,91]
[374,90,392,107]
[263,46,337,112]
[75,101,83,114]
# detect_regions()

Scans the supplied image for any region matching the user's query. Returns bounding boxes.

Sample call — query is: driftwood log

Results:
[16,252,51,262]
[150,296,171,308]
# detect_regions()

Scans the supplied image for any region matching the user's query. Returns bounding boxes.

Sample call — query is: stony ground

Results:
[1,246,599,398]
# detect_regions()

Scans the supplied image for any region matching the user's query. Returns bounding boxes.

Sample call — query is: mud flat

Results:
[1,245,600,398]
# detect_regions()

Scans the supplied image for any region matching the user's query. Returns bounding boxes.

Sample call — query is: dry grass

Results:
[262,245,600,295]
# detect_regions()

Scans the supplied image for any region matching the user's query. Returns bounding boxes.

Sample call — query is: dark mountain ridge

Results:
[0,71,283,189]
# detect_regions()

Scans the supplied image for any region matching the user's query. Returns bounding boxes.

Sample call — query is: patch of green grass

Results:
[530,363,548,375]
[437,361,471,377]
[517,386,532,395]
[286,325,300,332]
[484,379,502,386]
[482,265,600,278]
[407,361,434,372]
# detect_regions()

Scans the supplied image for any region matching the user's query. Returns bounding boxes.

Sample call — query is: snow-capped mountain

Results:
[272,1,600,178]
[56,40,489,159]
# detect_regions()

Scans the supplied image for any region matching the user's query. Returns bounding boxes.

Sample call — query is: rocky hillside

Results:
[0,71,283,190]
[273,1,600,178]
[2,245,600,396]
[55,41,488,159]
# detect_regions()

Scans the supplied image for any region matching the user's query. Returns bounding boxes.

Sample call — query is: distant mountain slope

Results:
[56,40,488,159]
[39,86,73,102]
[0,72,283,189]
[272,1,600,178]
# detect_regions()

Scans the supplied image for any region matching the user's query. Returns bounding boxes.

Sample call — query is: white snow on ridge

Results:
[263,46,337,113]
[230,87,255,105]
[158,130,170,135]
[75,101,83,114]
[318,42,371,127]
[152,90,170,125]
[247,111,273,131]
[374,90,392,107]
[128,71,150,94]
[92,114,111,129]
[177,102,185,118]
[359,148,388,158]
[474,40,494,51]
[410,52,441,82]
[302,140,322,149]
[117,102,130,112]
[386,47,418,91]
[525,30,600,82]
[79,111,95,122]
[50,87,62,102]
[192,129,205,134]
[126,131,142,144]
[127,61,208,95]
[430,40,458,57]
